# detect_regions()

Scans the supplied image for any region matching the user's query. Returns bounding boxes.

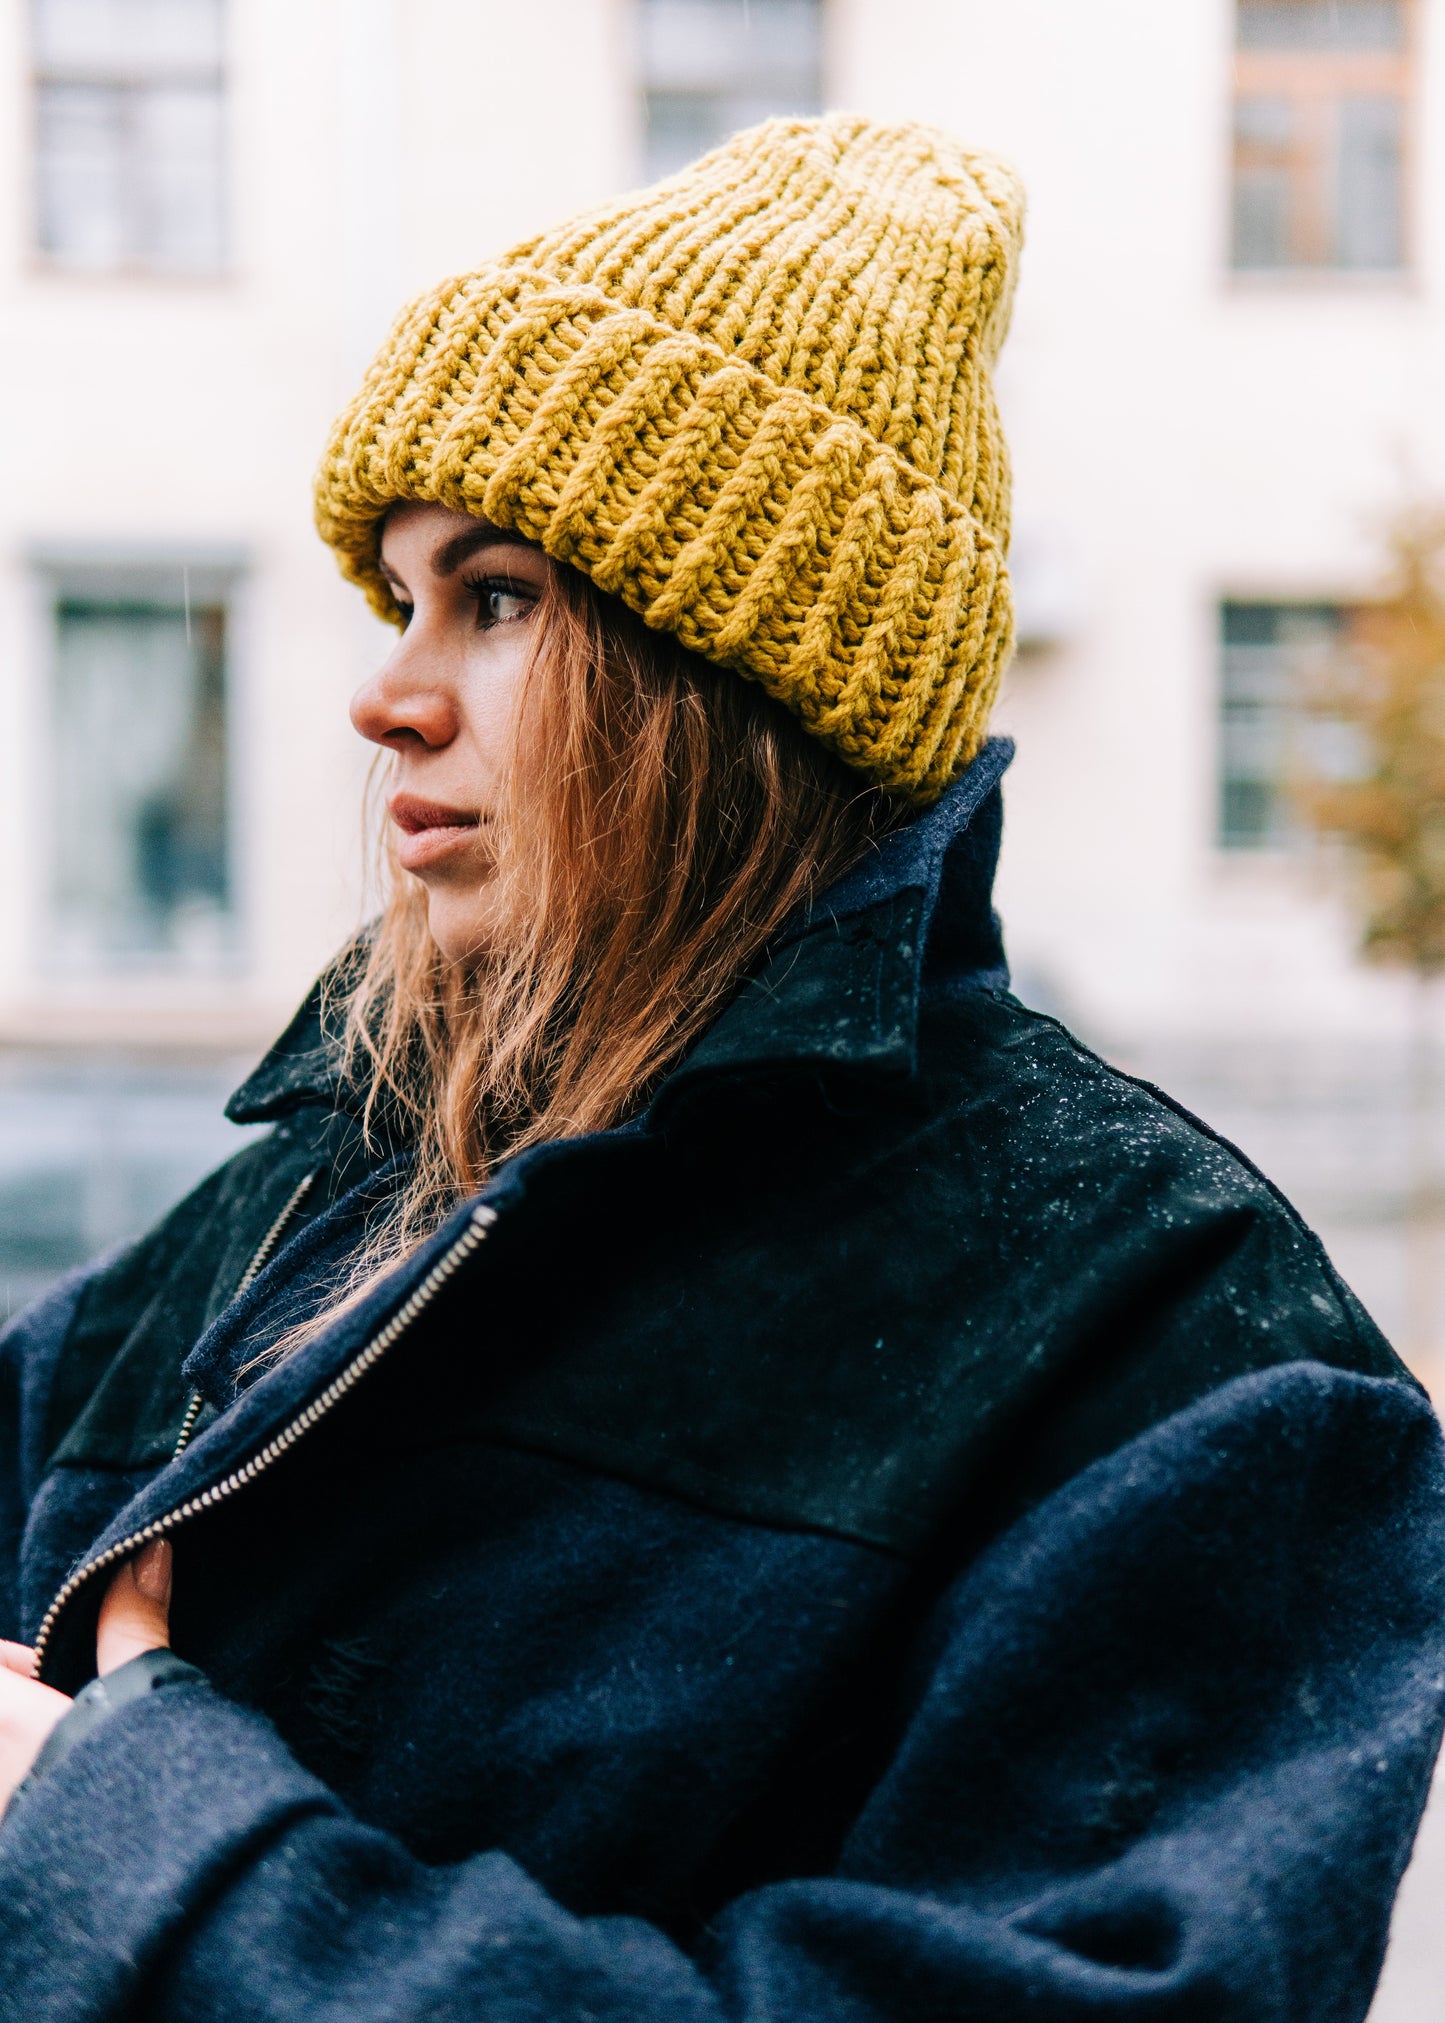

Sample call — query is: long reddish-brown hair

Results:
[292,553,901,1342]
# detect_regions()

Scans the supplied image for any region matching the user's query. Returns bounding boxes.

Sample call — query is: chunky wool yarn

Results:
[316,115,1025,802]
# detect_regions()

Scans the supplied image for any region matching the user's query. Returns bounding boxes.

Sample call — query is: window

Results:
[1231,0,1411,271]
[43,565,236,967]
[32,0,226,274]
[638,0,823,182]
[1219,601,1352,848]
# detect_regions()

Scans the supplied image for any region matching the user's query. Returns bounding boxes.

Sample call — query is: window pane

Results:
[1237,1,1405,51]
[1219,603,1345,849]
[35,81,128,265]
[1335,93,1403,266]
[640,0,820,92]
[644,94,736,177]
[640,0,822,181]
[1232,95,1296,267]
[644,86,821,177]
[50,600,231,968]
[134,82,225,269]
[1233,171,1293,268]
[32,0,225,78]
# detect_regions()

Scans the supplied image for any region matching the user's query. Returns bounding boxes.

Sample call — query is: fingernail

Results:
[132,1539,173,1607]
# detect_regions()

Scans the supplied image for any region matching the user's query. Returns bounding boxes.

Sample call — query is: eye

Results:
[466,575,536,630]
[393,599,415,631]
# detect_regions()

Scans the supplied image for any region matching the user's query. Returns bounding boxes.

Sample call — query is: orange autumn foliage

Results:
[1294,511,1445,975]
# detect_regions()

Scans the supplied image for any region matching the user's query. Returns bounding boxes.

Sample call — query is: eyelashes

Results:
[460,572,538,630]
[388,574,538,632]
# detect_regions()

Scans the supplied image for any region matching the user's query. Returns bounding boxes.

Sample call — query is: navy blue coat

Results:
[0,742,1442,2023]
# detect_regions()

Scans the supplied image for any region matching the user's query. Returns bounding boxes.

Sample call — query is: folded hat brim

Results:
[317,274,1013,803]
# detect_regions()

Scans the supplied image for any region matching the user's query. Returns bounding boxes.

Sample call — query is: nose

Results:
[350,633,461,751]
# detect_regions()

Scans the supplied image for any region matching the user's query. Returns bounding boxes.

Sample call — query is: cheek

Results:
[462,628,534,773]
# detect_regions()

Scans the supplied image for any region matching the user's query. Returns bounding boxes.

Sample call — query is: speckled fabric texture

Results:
[1,744,1442,2022]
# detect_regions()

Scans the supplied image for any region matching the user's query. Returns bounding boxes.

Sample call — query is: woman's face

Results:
[351,501,553,965]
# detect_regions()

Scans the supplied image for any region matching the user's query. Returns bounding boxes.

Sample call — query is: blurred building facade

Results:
[0,0,1442,1359]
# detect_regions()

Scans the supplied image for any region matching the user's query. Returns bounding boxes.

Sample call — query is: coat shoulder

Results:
[464,988,1415,1562]
[917,984,1409,1387]
[923,987,1348,1227]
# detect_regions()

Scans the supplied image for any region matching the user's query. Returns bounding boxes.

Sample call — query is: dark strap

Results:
[7,1649,205,1815]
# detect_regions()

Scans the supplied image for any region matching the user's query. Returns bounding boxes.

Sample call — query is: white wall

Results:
[835,0,1445,1047]
[0,0,636,1046]
[2,0,1442,1061]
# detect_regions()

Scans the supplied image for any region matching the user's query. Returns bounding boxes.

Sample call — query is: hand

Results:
[0,1642,70,1812]
[97,1538,173,1676]
[0,1538,173,1815]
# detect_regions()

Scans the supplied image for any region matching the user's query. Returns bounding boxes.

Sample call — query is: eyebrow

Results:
[377,520,532,589]
[431,523,532,578]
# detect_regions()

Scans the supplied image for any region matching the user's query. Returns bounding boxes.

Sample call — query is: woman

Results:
[0,115,1441,2023]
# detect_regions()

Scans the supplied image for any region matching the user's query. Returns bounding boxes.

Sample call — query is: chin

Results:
[424,892,498,971]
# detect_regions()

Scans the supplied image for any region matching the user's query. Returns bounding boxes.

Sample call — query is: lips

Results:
[390,794,478,836]
[389,793,481,872]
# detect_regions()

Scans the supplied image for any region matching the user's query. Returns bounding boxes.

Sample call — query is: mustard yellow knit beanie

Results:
[316,114,1025,803]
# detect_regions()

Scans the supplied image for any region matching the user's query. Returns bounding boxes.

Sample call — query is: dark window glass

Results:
[49,596,232,966]
[639,0,823,182]
[1219,601,1348,849]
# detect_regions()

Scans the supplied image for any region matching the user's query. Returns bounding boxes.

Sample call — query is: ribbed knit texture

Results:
[316,115,1025,802]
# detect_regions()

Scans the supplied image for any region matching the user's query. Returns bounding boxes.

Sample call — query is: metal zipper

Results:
[172,1167,321,1461]
[170,1165,319,1464]
[34,1200,498,1682]
[169,1389,207,1464]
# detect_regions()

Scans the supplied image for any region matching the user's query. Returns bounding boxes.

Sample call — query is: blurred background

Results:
[0,1,1443,2007]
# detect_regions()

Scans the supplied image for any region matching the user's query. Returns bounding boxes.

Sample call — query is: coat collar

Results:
[225,963,363,1125]
[226,738,1013,1126]
[660,736,1012,1095]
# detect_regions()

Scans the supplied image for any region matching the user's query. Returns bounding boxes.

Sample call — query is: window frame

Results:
[1227,0,1416,281]
[1215,596,1373,857]
[29,550,247,978]
[27,0,230,281]
[636,0,826,184]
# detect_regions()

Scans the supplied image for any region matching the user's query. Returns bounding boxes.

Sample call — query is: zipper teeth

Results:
[34,1201,497,1680]
[171,1168,321,1463]
[236,1169,321,1299]
[169,1388,206,1462]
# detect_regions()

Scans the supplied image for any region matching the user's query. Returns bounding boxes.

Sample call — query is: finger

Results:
[97,1538,173,1677]
[0,1666,72,1811]
[0,1641,36,1679]
[131,1537,173,1610]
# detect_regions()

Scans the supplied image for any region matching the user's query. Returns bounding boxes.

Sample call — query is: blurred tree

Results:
[1291,509,1445,1368]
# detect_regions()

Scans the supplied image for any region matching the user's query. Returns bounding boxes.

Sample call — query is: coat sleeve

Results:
[0,1151,276,1643]
[0,1362,1442,2023]
[0,1267,96,1642]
